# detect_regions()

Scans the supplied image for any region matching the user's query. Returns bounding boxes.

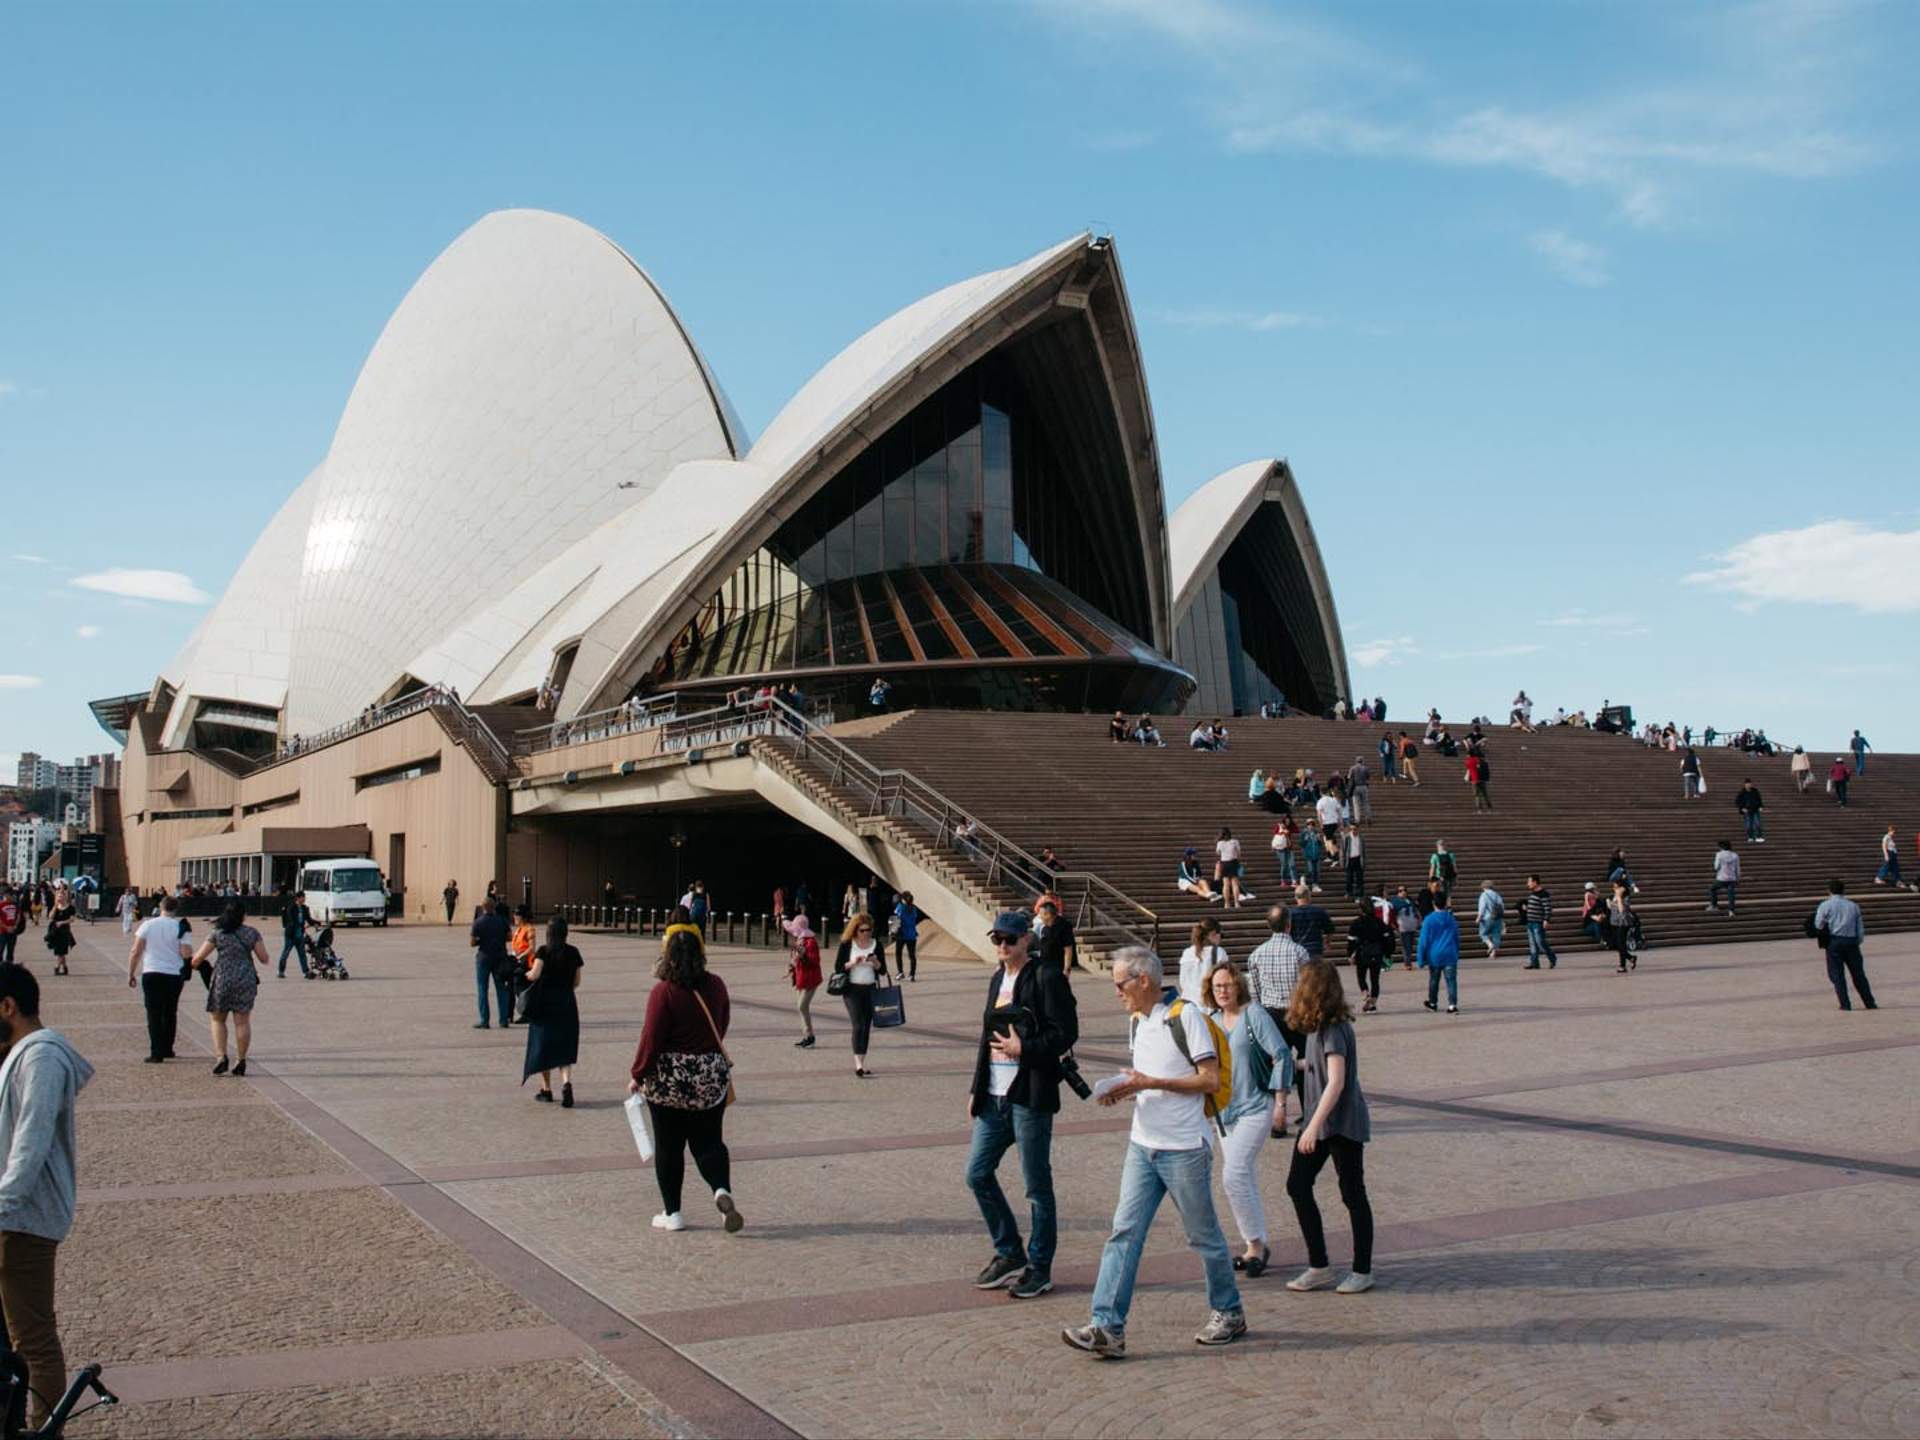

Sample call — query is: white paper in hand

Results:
[624,1093,655,1163]
[1090,1073,1131,1102]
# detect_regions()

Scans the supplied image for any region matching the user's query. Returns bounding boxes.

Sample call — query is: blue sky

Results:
[4,0,1918,769]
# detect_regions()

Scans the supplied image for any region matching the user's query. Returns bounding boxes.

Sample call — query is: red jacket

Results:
[630,974,730,1082]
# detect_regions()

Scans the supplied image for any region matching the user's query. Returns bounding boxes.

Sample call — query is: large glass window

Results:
[647,317,1175,703]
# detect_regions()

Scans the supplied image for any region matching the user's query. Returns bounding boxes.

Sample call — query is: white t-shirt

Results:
[1215,837,1241,864]
[987,969,1020,1096]
[1177,945,1227,1005]
[1315,795,1343,828]
[135,915,188,976]
[1127,1001,1215,1151]
[847,940,880,986]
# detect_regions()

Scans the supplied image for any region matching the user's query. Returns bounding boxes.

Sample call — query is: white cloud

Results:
[1529,229,1609,287]
[75,624,101,640]
[0,675,43,690]
[9,554,48,565]
[1686,520,1920,614]
[71,568,211,605]
[1158,307,1321,332]
[1437,642,1547,661]
[1538,610,1639,629]
[1048,0,1880,227]
[1352,635,1418,668]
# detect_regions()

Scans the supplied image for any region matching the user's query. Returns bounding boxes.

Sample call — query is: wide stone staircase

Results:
[815,711,1920,963]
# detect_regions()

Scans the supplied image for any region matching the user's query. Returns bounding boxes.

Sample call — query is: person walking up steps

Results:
[1829,757,1852,806]
[1813,879,1875,1011]
[1737,780,1766,843]
[1399,732,1420,786]
[1708,840,1740,916]
[1062,947,1245,1358]
[968,911,1078,1300]
[1475,881,1505,961]
[1283,960,1375,1296]
[1340,826,1366,901]
[1347,757,1371,824]
[1876,824,1911,891]
[1522,875,1558,970]
[1851,730,1871,776]
[1418,890,1461,1015]
[1429,840,1458,897]
[1681,747,1702,799]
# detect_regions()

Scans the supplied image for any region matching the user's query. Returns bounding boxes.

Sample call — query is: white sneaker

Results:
[1336,1271,1375,1294]
[651,1212,686,1231]
[1286,1266,1335,1292]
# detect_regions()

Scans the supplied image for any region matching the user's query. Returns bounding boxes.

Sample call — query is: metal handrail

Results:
[256,686,513,781]
[756,698,1159,954]
[521,693,834,756]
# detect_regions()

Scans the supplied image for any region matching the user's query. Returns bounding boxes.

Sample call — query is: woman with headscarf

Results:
[785,912,823,1048]
[522,916,583,1106]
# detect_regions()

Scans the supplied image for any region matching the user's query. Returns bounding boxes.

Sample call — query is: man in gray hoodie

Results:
[0,965,92,1426]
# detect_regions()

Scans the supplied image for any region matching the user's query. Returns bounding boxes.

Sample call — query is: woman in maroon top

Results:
[629,929,743,1234]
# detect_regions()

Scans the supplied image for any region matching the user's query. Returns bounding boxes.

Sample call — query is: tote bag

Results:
[872,981,907,1028]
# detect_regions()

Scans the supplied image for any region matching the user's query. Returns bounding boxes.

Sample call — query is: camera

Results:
[1059,1050,1092,1101]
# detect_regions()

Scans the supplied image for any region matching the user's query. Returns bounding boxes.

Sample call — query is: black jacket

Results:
[1736,786,1763,814]
[969,960,1079,1116]
[1034,915,1076,971]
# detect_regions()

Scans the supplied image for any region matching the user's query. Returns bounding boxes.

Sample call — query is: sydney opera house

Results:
[96,210,1348,920]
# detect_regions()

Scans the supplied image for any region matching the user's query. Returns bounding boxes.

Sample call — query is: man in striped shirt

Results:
[1522,875,1558,970]
[1246,906,1309,1134]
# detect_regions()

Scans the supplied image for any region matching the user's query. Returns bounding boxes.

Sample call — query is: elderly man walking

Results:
[1063,946,1244,1358]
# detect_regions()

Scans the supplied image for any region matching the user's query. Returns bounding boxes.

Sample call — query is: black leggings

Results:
[647,1101,730,1214]
[844,983,876,1055]
[1286,1135,1373,1273]
[893,937,917,979]
[1352,954,1381,1000]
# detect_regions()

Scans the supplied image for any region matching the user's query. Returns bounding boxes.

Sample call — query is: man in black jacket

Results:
[1032,898,1077,973]
[967,910,1078,1301]
[1736,780,1766,843]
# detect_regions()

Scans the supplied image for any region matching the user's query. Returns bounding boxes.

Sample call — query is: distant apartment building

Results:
[6,819,59,885]
[15,753,58,792]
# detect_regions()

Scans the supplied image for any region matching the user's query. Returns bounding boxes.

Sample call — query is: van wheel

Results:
[377,917,388,928]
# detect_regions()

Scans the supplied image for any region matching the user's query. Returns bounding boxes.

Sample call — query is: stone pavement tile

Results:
[1465,1045,1920,1157]
[79,1102,353,1186]
[61,1187,545,1364]
[86,1356,671,1440]
[686,1181,1920,1439]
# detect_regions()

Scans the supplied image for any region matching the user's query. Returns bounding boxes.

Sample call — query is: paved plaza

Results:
[47,918,1920,1438]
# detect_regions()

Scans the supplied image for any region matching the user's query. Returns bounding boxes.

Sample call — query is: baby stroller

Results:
[309,926,350,980]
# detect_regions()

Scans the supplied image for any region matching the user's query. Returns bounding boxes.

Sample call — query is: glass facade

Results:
[1173,503,1340,717]
[644,334,1188,711]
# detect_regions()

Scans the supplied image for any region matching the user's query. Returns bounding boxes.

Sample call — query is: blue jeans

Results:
[1276,850,1296,883]
[1743,811,1764,840]
[1526,921,1557,967]
[965,1098,1056,1268]
[475,955,511,1024]
[1710,880,1738,912]
[1853,750,1866,775]
[278,930,308,977]
[1304,854,1321,884]
[1090,1142,1239,1333]
[1426,962,1458,1006]
[1878,854,1902,886]
[1398,930,1416,966]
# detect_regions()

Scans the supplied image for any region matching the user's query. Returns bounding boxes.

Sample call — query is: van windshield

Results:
[331,867,383,893]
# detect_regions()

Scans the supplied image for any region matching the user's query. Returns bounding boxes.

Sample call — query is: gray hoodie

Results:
[0,1028,94,1242]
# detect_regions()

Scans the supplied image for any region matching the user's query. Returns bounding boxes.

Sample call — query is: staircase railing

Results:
[756,699,1159,955]
[254,685,515,784]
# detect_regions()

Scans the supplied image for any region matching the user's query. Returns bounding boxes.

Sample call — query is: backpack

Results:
[1162,1000,1234,1134]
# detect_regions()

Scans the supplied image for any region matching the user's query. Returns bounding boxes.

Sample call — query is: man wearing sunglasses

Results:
[967,911,1078,1301]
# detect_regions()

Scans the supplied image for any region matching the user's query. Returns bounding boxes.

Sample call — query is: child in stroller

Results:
[308,925,351,980]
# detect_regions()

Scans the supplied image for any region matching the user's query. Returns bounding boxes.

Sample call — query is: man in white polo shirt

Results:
[126,894,191,1063]
[1062,946,1245,1359]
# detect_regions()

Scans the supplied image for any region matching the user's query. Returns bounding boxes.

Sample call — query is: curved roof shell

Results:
[1169,458,1351,710]
[282,209,742,734]
[160,463,327,747]
[553,233,1174,717]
